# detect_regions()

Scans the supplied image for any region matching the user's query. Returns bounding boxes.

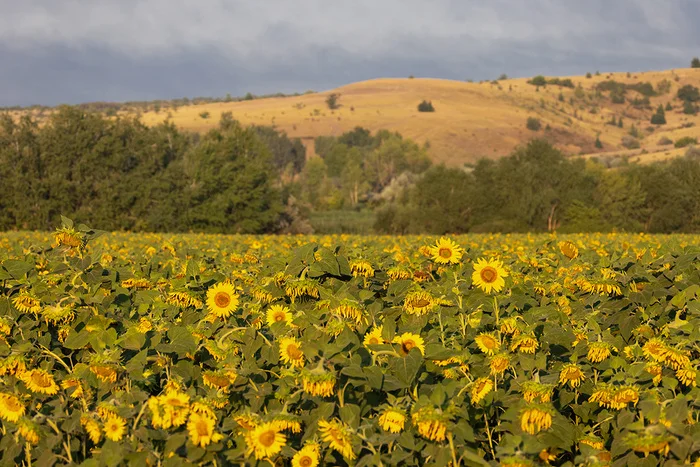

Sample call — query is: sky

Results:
[1,0,698,107]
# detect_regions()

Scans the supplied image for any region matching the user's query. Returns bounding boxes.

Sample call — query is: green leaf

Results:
[2,260,34,279]
[392,349,423,387]
[339,404,361,429]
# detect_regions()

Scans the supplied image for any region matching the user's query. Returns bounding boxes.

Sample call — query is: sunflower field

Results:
[2,219,700,466]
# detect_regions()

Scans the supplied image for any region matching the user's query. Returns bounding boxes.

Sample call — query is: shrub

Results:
[658,136,673,146]
[528,75,547,86]
[675,136,698,148]
[595,137,603,149]
[650,105,666,125]
[621,135,640,149]
[326,93,341,110]
[417,100,435,112]
[526,117,542,131]
[677,84,700,102]
[199,111,210,119]
[683,100,698,115]
[692,57,700,68]
[685,145,700,158]
[586,72,592,78]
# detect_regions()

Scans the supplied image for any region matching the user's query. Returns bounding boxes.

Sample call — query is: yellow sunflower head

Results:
[292,443,320,467]
[245,422,286,460]
[279,337,305,368]
[393,332,425,356]
[430,237,464,265]
[266,304,292,327]
[472,258,508,294]
[206,282,239,319]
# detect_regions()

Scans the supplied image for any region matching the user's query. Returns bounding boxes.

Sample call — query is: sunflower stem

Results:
[493,296,499,326]
[447,433,458,467]
[131,401,148,434]
[483,412,496,459]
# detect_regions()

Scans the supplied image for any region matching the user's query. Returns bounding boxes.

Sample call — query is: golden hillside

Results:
[17,68,700,166]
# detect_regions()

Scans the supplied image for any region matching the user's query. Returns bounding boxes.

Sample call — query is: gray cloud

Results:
[0,0,697,106]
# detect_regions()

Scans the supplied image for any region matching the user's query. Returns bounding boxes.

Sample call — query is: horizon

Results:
[1,0,698,107]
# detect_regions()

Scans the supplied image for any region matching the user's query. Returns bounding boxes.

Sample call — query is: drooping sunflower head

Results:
[206,282,239,319]
[558,240,579,259]
[403,290,436,316]
[378,407,406,433]
[472,258,508,293]
[20,369,59,395]
[430,237,464,265]
[559,363,585,388]
[318,418,356,460]
[470,377,494,405]
[0,393,25,422]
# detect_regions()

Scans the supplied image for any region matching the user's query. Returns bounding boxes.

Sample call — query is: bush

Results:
[657,136,673,146]
[675,136,698,148]
[595,137,603,149]
[586,72,592,78]
[683,100,698,115]
[677,84,700,102]
[325,93,341,110]
[528,75,547,86]
[526,117,542,131]
[621,135,640,149]
[199,111,210,119]
[685,145,700,158]
[417,100,435,112]
[692,57,700,68]
[650,105,666,125]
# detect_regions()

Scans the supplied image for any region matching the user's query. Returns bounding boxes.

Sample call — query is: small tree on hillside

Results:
[326,93,341,110]
[526,117,542,131]
[650,104,666,125]
[691,57,700,68]
[417,100,435,112]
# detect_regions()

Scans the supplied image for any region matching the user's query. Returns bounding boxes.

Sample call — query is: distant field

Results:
[9,68,700,166]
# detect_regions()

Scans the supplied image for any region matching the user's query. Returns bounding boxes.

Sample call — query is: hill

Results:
[11,68,700,166]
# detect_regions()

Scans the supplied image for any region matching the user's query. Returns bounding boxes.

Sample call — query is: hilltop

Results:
[10,68,700,166]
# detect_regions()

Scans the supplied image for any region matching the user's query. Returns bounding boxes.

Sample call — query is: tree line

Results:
[2,107,700,234]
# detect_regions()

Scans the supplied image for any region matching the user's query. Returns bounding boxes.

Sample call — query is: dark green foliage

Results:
[691,57,700,68]
[325,93,341,110]
[527,76,574,88]
[675,136,698,148]
[627,82,656,97]
[665,102,673,111]
[0,108,283,232]
[417,100,435,112]
[250,125,306,174]
[683,100,698,115]
[650,105,666,125]
[595,137,603,148]
[586,72,592,78]
[528,75,547,86]
[526,117,542,131]
[677,84,700,102]
[199,111,210,119]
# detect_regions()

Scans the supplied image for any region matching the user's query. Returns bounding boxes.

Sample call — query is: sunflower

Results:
[411,406,450,442]
[429,237,464,265]
[350,260,374,278]
[11,294,42,314]
[206,282,239,318]
[378,407,406,433]
[403,290,436,316]
[103,415,126,441]
[471,377,494,405]
[625,433,671,455]
[17,418,40,445]
[271,415,302,433]
[335,301,366,325]
[245,422,286,460]
[266,304,292,327]
[520,404,553,435]
[292,443,320,467]
[676,366,697,387]
[161,390,190,427]
[587,342,612,363]
[318,419,355,460]
[489,354,510,375]
[558,241,579,259]
[393,332,425,356]
[580,434,605,450]
[279,337,305,368]
[188,412,223,447]
[0,393,25,422]
[20,369,59,395]
[202,370,236,392]
[559,363,585,388]
[90,364,118,383]
[81,416,102,444]
[474,333,500,355]
[363,326,385,348]
[510,335,539,354]
[62,378,85,399]
[302,371,336,397]
[472,258,508,293]
[521,381,553,403]
[645,362,663,385]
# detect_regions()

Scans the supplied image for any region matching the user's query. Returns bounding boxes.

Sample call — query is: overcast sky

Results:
[0,0,697,106]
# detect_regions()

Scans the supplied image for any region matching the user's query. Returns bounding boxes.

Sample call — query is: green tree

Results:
[650,104,666,125]
[691,57,700,68]
[325,93,341,110]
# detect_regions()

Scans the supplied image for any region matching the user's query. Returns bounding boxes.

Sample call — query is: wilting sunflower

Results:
[0,393,25,422]
[81,416,102,444]
[510,334,539,354]
[206,282,239,318]
[11,294,42,314]
[17,418,40,445]
[335,301,366,325]
[363,326,385,348]
[393,332,425,356]
[403,290,436,316]
[266,304,293,327]
[90,364,118,383]
[279,337,305,368]
[676,366,697,387]
[411,406,451,442]
[271,414,302,433]
[429,237,464,265]
[245,422,286,460]
[624,433,671,456]
[292,443,320,467]
[378,407,406,433]
[472,258,508,293]
[559,363,585,388]
[350,260,374,278]
[302,370,336,397]
[202,370,236,393]
[20,369,59,395]
[103,415,127,441]
[521,381,553,403]
[520,404,554,435]
[579,434,605,450]
[318,419,356,460]
[587,342,612,363]
[187,412,223,447]
[471,377,494,405]
[489,354,510,376]
[558,241,579,259]
[474,333,500,355]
